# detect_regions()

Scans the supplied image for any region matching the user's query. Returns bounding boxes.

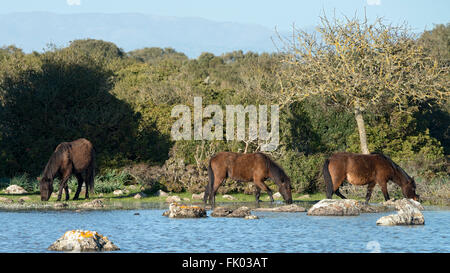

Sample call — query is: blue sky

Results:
[2,0,449,32]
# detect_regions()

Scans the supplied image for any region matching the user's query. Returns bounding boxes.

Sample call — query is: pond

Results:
[0,204,449,253]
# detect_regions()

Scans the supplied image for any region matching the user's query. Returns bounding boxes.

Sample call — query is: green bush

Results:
[94,169,132,193]
[277,150,326,194]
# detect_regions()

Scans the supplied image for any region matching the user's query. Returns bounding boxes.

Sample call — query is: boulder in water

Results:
[48,230,119,252]
[376,199,425,226]
[307,199,361,216]
[163,202,207,218]
[211,206,253,218]
[253,204,306,212]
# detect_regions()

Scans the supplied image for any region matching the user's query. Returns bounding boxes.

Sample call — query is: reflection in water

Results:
[0,206,448,253]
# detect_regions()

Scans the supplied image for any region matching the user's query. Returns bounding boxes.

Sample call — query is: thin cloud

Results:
[67,0,81,6]
[367,0,381,6]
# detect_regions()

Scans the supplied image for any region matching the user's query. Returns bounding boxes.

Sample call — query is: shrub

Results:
[276,150,326,194]
[94,169,132,193]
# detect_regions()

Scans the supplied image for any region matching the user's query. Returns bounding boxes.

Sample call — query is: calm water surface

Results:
[0,205,448,253]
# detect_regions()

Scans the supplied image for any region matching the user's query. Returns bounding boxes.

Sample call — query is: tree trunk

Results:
[354,106,369,154]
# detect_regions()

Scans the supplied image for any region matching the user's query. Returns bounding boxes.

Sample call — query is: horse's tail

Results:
[323,158,333,199]
[203,159,214,205]
[87,147,96,194]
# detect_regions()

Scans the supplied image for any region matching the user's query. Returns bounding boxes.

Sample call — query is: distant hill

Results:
[0,12,296,58]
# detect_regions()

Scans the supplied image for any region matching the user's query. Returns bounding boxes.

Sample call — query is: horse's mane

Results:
[371,152,414,185]
[42,143,72,180]
[257,152,289,185]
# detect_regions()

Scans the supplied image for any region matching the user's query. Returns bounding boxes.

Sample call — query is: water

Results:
[0,206,449,253]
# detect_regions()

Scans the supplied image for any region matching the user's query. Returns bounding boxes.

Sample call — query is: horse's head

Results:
[279,176,293,204]
[38,177,53,201]
[402,176,420,202]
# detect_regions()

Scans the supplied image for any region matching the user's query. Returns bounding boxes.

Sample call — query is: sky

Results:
[1,0,449,32]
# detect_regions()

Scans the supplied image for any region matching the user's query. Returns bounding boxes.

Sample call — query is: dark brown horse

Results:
[203,152,292,208]
[323,152,419,203]
[38,138,95,201]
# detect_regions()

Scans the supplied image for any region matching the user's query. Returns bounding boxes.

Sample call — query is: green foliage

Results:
[128,47,188,65]
[67,39,125,62]
[9,173,39,192]
[277,149,326,194]
[0,47,141,176]
[94,169,132,193]
[419,23,450,66]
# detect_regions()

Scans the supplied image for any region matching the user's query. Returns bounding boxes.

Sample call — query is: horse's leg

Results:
[64,184,70,201]
[73,173,83,200]
[254,179,273,203]
[84,171,90,200]
[254,186,261,204]
[57,174,71,202]
[335,188,347,199]
[328,165,346,199]
[365,182,376,204]
[380,181,390,201]
[210,176,225,210]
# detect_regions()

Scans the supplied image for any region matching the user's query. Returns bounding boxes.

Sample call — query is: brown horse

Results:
[203,152,293,208]
[323,152,419,203]
[38,138,95,201]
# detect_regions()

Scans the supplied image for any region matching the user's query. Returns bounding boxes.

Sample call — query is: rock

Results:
[357,204,392,213]
[376,198,425,226]
[18,196,31,202]
[307,199,361,216]
[192,192,204,200]
[222,194,236,200]
[166,195,181,203]
[78,199,105,209]
[48,230,119,252]
[229,206,252,217]
[133,192,147,199]
[253,204,306,212]
[53,202,68,209]
[298,194,311,200]
[211,206,253,218]
[163,203,207,218]
[382,198,424,211]
[210,207,234,217]
[182,198,190,202]
[273,192,282,199]
[0,197,13,203]
[4,185,27,194]
[156,190,169,197]
[127,185,138,190]
[113,190,124,196]
[245,215,259,220]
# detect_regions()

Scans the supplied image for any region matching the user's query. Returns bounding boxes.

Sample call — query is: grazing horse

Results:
[323,152,419,203]
[203,152,293,208]
[38,138,95,201]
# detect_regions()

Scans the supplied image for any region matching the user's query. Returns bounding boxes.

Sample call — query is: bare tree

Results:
[278,14,448,154]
